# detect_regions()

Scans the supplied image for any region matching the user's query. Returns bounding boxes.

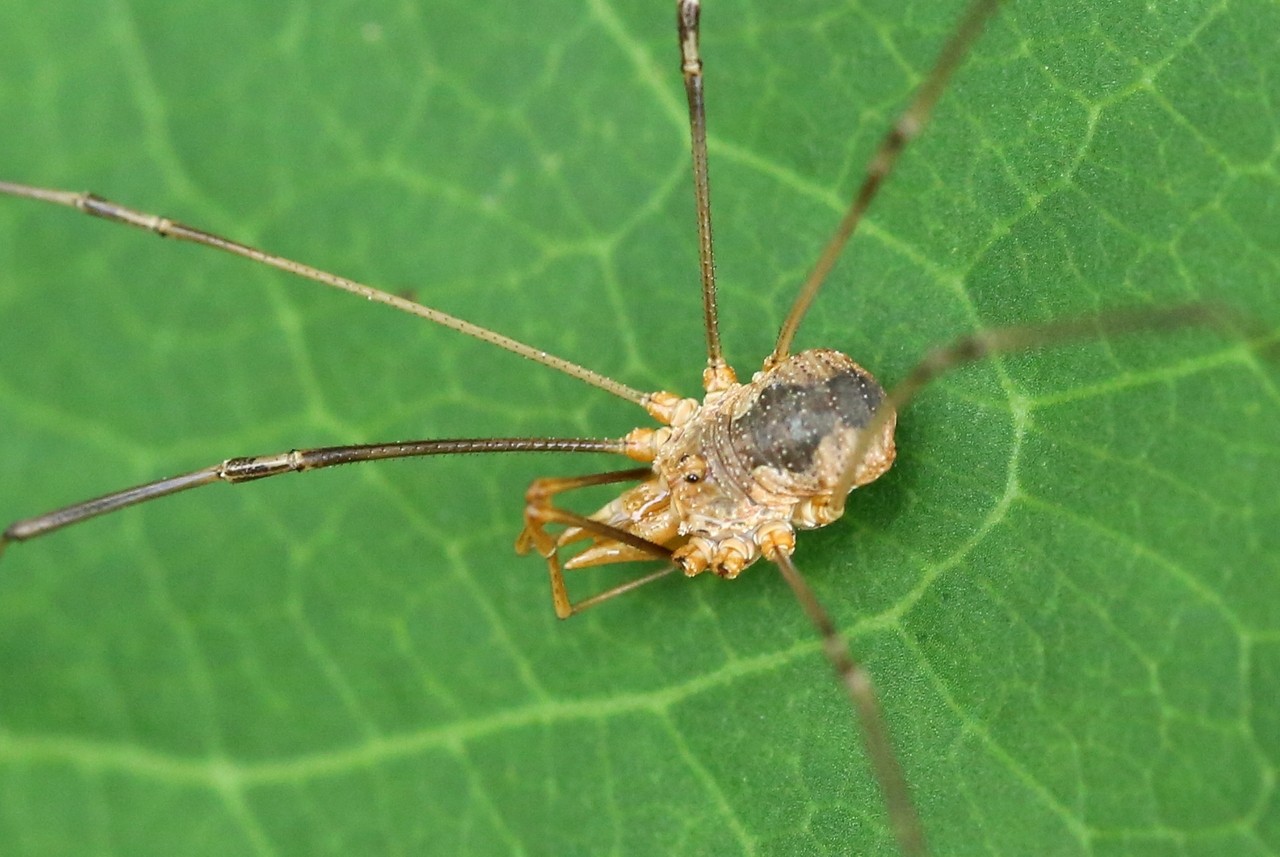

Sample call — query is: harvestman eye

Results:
[0,1,1246,854]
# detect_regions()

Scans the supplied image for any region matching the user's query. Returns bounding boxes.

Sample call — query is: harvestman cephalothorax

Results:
[0,0,1246,853]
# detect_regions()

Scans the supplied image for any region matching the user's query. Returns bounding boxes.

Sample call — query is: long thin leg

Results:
[836,303,1236,502]
[770,0,1002,363]
[0,181,649,407]
[516,468,677,618]
[792,304,1243,849]
[571,565,680,614]
[525,503,677,619]
[772,550,925,857]
[676,0,735,391]
[0,436,628,560]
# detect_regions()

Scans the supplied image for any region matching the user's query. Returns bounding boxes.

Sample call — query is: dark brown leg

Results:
[675,0,735,390]
[772,550,925,857]
[770,0,1003,363]
[1,437,627,561]
[837,303,1236,500]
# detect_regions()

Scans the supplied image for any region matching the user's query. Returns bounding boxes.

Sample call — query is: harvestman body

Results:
[0,1,1227,853]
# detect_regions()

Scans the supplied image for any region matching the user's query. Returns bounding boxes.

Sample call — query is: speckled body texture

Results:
[564,349,897,576]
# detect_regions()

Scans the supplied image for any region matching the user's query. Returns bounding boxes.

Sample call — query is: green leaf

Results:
[1,0,1277,854]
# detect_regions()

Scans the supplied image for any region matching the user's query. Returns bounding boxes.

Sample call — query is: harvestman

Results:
[0,0,1228,853]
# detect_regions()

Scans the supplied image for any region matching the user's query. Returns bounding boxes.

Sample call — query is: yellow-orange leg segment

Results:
[516,469,676,618]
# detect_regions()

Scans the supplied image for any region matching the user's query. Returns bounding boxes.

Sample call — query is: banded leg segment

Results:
[770,549,926,857]
[516,469,676,618]
[770,0,1003,363]
[835,303,1235,503]
[1,437,627,559]
[675,0,736,392]
[0,181,649,407]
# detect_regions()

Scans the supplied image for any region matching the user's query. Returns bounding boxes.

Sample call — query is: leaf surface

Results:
[0,0,1277,854]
